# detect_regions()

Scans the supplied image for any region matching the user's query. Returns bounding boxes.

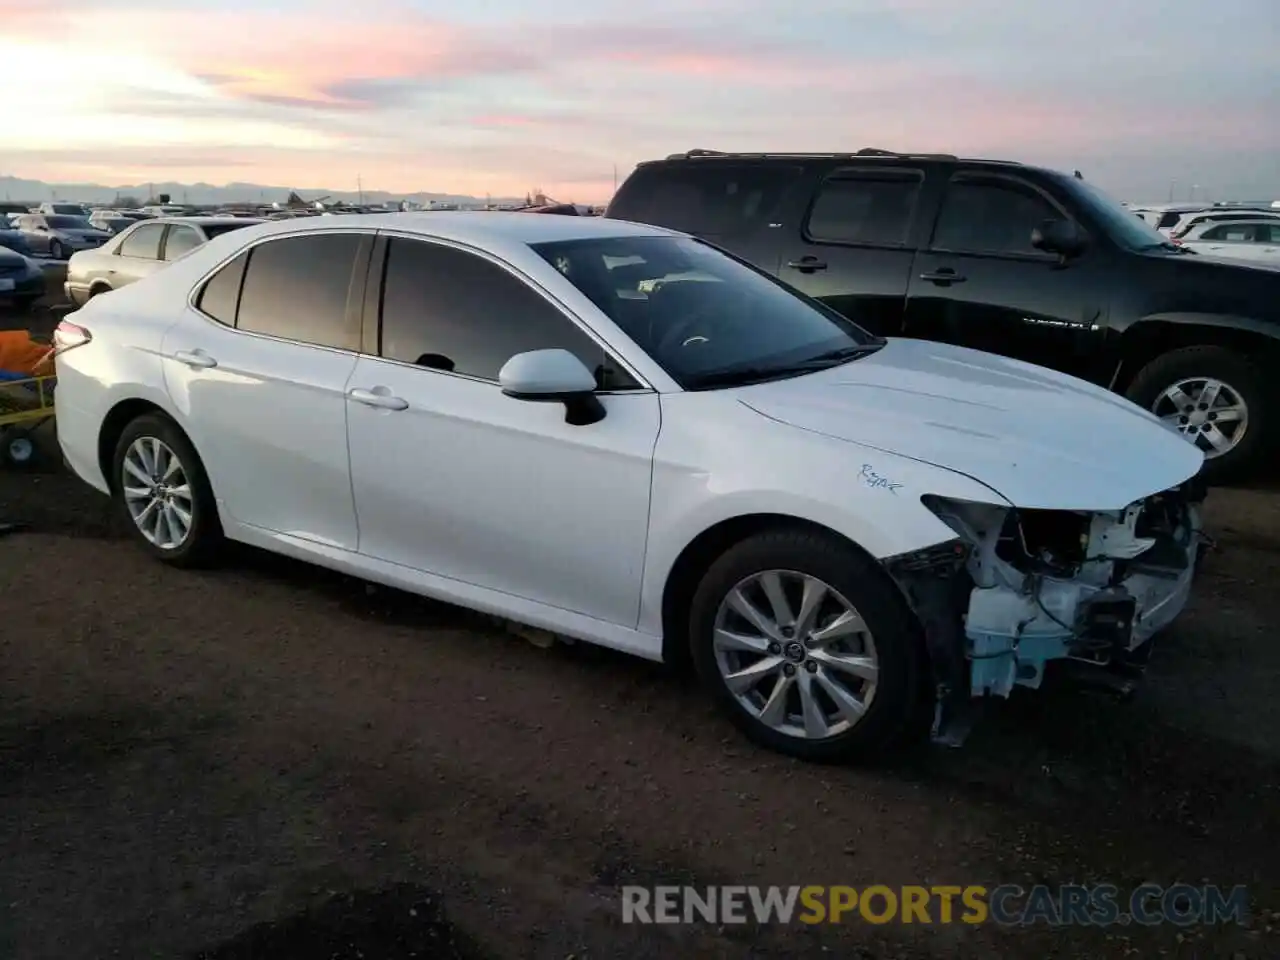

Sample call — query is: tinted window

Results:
[379,238,633,386]
[609,163,801,236]
[164,225,203,261]
[532,235,878,390]
[932,177,1060,256]
[1261,225,1280,243]
[805,172,921,246]
[118,223,165,258]
[237,234,362,350]
[47,215,90,229]
[196,251,248,325]
[203,221,260,240]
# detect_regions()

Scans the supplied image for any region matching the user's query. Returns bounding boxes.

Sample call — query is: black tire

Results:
[49,240,66,260]
[688,528,928,763]
[1124,346,1270,485]
[111,413,223,567]
[87,284,111,300]
[2,427,41,469]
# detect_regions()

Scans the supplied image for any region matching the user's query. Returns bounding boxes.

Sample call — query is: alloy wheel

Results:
[1153,377,1248,459]
[712,569,879,740]
[122,436,194,550]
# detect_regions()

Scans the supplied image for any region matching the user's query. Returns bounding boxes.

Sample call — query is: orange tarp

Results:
[0,331,54,377]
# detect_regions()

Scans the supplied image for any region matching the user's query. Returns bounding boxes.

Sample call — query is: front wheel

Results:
[1124,346,1269,485]
[48,240,66,260]
[111,413,223,567]
[688,528,928,763]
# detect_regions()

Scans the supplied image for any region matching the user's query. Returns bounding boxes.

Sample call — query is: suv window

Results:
[609,163,801,237]
[932,176,1061,256]
[805,171,921,246]
[1202,224,1255,242]
[196,250,249,325]
[118,223,165,258]
[164,225,203,261]
[379,238,633,386]
[236,233,362,350]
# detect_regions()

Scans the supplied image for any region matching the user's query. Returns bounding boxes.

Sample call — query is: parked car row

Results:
[52,205,1207,762]
[603,148,1280,482]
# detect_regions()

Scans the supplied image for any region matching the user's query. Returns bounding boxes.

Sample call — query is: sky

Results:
[5,0,1278,203]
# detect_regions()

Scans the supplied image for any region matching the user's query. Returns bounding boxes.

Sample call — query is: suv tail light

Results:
[53,319,92,353]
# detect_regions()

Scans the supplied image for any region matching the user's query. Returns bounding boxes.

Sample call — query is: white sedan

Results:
[53,213,1207,761]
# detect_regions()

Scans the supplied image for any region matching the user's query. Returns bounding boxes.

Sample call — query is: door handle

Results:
[348,387,408,411]
[919,270,967,284]
[786,257,828,272]
[172,349,217,369]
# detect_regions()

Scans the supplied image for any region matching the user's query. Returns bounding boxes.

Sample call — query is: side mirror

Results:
[498,348,605,426]
[1031,219,1087,259]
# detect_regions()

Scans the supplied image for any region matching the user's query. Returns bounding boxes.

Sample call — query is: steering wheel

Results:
[651,296,736,359]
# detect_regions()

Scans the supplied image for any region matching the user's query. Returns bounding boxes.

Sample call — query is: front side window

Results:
[805,172,921,246]
[118,223,165,258]
[931,177,1062,256]
[1202,224,1255,242]
[164,225,203,261]
[531,235,880,390]
[46,215,90,230]
[378,238,635,387]
[236,233,362,350]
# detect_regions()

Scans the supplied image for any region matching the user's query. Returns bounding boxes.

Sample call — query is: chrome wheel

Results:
[1154,377,1248,459]
[121,436,194,550]
[7,436,33,463]
[712,570,878,740]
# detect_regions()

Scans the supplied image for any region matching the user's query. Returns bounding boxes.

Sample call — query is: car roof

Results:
[147,216,268,226]
[220,211,677,247]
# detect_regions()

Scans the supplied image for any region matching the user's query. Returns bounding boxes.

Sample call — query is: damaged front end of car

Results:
[883,472,1209,746]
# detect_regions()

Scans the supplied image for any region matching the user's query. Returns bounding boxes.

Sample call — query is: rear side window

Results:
[236,233,362,350]
[119,223,164,259]
[196,251,248,325]
[609,163,801,237]
[805,171,922,246]
[164,225,203,261]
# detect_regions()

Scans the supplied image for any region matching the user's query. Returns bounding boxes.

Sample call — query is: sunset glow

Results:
[5,0,1278,201]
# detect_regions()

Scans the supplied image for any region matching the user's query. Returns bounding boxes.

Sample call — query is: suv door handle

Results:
[172,349,217,369]
[348,387,408,411]
[786,257,828,272]
[920,269,967,284]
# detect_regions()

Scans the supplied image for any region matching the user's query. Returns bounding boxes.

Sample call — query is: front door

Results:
[345,235,659,627]
[903,171,1108,382]
[775,167,923,338]
[161,230,371,549]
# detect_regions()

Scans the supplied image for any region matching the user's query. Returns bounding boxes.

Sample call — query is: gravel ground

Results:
[1,297,1278,958]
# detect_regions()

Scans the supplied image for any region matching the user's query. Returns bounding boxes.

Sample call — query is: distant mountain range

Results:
[0,175,525,208]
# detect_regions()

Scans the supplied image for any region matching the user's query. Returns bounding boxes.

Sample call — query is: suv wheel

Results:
[688,528,927,763]
[1125,346,1268,484]
[49,240,66,260]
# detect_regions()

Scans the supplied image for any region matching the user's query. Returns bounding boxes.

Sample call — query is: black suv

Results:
[607,149,1280,482]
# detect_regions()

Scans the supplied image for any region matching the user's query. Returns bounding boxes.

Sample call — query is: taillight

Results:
[53,319,92,353]
[1170,237,1183,245]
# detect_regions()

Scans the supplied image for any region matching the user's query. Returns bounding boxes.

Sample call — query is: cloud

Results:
[5,0,1279,202]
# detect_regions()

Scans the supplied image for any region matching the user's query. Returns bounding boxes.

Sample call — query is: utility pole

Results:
[357,174,364,205]
[613,163,618,194]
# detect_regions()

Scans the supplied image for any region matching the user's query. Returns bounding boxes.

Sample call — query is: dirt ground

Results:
[1,295,1278,958]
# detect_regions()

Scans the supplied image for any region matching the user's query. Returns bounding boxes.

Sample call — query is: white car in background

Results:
[1168,208,1280,240]
[52,214,1206,761]
[1176,219,1280,263]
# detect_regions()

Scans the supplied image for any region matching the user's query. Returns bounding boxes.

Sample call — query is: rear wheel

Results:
[111,413,223,567]
[688,528,927,763]
[2,427,40,469]
[1124,346,1269,484]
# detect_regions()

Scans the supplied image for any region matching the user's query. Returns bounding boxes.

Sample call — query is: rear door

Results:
[903,170,1108,380]
[774,166,926,337]
[110,221,169,287]
[606,161,803,270]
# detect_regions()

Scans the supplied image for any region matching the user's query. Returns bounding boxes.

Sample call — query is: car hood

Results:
[735,338,1203,511]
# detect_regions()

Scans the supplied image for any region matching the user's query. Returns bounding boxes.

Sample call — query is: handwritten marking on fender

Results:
[860,464,903,495]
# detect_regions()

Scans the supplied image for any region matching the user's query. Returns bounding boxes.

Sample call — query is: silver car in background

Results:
[14,213,113,260]
[64,216,265,304]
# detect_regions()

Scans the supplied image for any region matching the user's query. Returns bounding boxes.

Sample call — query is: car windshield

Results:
[47,215,91,229]
[1064,177,1178,251]
[530,235,881,389]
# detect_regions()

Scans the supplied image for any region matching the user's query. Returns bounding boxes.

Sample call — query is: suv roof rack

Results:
[662,147,960,161]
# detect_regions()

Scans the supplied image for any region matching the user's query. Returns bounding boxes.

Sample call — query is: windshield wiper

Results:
[687,343,884,390]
